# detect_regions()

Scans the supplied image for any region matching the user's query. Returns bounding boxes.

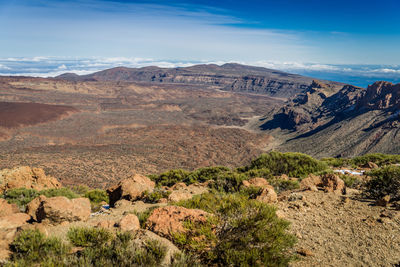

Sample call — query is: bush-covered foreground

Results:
[6,228,171,267]
[174,193,297,266]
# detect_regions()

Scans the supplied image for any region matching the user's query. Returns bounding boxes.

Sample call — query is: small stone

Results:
[375,195,390,207]
[297,248,313,257]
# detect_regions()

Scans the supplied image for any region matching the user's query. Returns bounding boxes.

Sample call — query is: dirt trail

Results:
[278,190,400,267]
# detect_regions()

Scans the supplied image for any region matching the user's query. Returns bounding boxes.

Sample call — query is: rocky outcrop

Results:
[26,195,47,221]
[0,213,30,230]
[300,174,345,194]
[107,174,155,207]
[117,214,140,232]
[256,186,278,203]
[0,166,61,193]
[242,177,270,188]
[36,196,91,224]
[0,199,19,216]
[57,63,343,99]
[167,182,209,203]
[145,206,209,238]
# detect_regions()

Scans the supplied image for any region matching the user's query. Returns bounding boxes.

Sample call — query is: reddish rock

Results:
[0,166,61,193]
[0,213,30,230]
[36,196,91,224]
[300,175,321,192]
[365,162,379,169]
[321,174,345,194]
[96,220,116,229]
[107,174,155,207]
[26,195,47,221]
[117,214,140,232]
[242,177,270,188]
[146,206,209,238]
[0,199,19,217]
[256,185,278,203]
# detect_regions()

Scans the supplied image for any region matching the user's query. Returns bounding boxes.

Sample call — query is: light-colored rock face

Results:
[107,174,155,207]
[0,166,61,193]
[117,214,140,232]
[0,199,20,217]
[256,185,278,203]
[146,206,209,238]
[167,191,192,202]
[36,196,91,224]
[0,213,30,230]
[242,177,270,188]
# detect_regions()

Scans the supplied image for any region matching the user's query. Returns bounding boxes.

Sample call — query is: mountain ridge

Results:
[56,63,344,99]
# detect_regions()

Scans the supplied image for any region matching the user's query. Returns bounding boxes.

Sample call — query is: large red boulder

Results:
[145,206,209,238]
[36,196,91,224]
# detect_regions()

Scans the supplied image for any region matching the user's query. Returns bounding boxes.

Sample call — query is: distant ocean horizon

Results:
[1,57,399,88]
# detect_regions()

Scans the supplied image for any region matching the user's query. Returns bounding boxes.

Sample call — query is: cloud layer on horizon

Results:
[0,57,399,87]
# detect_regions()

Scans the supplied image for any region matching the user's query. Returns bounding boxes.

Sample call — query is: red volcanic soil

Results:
[0,102,77,128]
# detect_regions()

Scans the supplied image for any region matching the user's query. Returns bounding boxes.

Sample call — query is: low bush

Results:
[321,157,350,168]
[40,187,80,199]
[68,227,113,247]
[364,166,400,201]
[134,206,159,228]
[1,188,39,211]
[242,151,329,178]
[9,229,69,265]
[352,153,400,167]
[2,187,82,211]
[339,174,363,188]
[175,193,297,266]
[84,189,108,204]
[185,166,231,184]
[149,169,190,187]
[142,189,171,203]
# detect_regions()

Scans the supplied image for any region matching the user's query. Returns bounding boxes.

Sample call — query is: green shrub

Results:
[269,178,300,193]
[339,175,363,188]
[68,227,113,247]
[142,189,171,203]
[364,166,400,201]
[321,157,350,168]
[176,193,297,266]
[240,168,273,179]
[84,189,108,203]
[134,206,158,228]
[243,151,329,178]
[9,229,69,265]
[149,169,190,187]
[209,171,248,193]
[40,187,80,199]
[69,184,90,195]
[2,188,39,210]
[185,166,231,184]
[352,153,400,167]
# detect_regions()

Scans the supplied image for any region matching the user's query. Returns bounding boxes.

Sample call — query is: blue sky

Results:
[0,0,399,85]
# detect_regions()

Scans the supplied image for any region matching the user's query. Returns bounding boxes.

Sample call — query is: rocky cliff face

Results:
[264,81,400,157]
[57,63,343,99]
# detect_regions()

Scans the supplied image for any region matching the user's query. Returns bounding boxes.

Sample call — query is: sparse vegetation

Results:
[175,193,297,266]
[365,166,400,201]
[8,229,70,266]
[240,151,329,178]
[142,189,171,203]
[1,187,79,211]
[134,206,159,228]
